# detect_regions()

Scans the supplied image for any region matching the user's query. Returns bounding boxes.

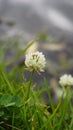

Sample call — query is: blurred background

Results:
[0,0,73,39]
[0,0,73,103]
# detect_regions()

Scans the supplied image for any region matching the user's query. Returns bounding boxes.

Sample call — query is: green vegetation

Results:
[0,38,73,130]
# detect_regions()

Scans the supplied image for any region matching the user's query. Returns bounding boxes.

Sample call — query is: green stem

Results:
[58,85,70,130]
[26,70,34,101]
[12,111,15,130]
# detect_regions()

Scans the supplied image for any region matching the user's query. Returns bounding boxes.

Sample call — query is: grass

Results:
[0,38,73,130]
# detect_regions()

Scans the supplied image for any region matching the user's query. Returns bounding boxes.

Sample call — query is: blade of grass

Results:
[12,111,15,130]
[57,87,70,130]
[6,40,35,66]
[1,71,14,94]
[44,78,55,112]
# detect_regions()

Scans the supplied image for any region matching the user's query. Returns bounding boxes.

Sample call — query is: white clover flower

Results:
[59,74,73,86]
[25,51,46,73]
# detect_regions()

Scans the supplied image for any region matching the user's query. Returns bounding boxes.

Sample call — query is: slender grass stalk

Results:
[4,123,20,130]
[69,101,73,130]
[1,71,14,94]
[44,78,55,112]
[6,40,35,66]
[50,99,61,120]
[57,86,70,130]
[12,111,15,130]
[40,100,61,130]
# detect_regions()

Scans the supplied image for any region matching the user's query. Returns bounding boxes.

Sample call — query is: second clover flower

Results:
[59,74,73,87]
[25,51,46,73]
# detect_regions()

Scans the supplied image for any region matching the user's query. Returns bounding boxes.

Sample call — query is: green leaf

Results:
[4,102,15,107]
[12,95,23,107]
[0,94,13,106]
[0,94,23,108]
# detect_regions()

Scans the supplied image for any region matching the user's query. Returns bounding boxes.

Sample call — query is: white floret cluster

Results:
[59,74,73,86]
[25,51,46,73]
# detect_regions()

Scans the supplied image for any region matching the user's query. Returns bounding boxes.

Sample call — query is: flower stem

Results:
[26,70,34,101]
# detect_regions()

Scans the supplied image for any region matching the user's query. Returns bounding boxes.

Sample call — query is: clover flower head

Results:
[25,51,46,73]
[59,74,73,86]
